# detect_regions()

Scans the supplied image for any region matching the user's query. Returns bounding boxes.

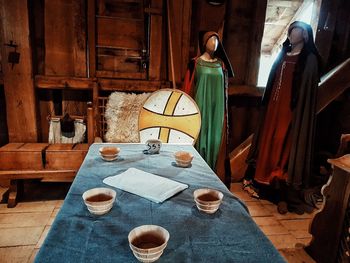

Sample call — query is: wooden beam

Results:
[0,0,38,142]
[267,0,293,8]
[98,78,170,91]
[96,70,146,80]
[316,58,350,114]
[35,75,95,90]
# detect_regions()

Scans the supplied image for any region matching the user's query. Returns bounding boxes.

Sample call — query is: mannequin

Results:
[243,21,322,214]
[183,31,233,180]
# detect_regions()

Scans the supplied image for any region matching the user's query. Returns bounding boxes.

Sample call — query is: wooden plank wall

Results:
[188,0,226,60]
[44,0,86,77]
[319,0,350,71]
[148,0,163,80]
[224,0,267,86]
[0,0,38,142]
[167,0,193,85]
[314,0,350,155]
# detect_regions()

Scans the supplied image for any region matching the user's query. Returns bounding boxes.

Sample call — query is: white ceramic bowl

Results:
[99,146,120,161]
[128,225,170,263]
[174,151,194,167]
[193,188,223,214]
[82,187,116,215]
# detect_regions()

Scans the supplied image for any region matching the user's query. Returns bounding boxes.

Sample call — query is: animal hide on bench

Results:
[105,92,151,143]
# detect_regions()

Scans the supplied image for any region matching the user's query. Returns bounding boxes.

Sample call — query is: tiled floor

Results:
[0,181,316,262]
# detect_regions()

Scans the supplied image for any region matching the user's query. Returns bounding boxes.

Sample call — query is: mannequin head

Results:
[281,21,322,77]
[205,35,219,54]
[288,21,309,48]
[201,31,220,58]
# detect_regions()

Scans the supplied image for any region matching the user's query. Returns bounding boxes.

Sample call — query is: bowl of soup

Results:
[128,225,170,262]
[193,188,223,214]
[82,187,116,215]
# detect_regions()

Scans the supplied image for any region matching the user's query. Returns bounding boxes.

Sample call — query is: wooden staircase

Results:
[229,57,350,182]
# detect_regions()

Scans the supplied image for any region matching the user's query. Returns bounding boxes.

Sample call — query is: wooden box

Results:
[45,143,89,170]
[0,143,48,170]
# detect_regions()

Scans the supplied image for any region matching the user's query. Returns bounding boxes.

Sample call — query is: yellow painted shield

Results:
[139,89,201,144]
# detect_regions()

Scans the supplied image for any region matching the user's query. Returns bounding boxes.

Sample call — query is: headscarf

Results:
[198,31,234,77]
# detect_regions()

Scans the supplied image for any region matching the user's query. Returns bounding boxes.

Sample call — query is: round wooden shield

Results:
[139,89,201,144]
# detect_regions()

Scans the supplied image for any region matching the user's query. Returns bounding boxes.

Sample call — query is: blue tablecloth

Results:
[35,143,285,263]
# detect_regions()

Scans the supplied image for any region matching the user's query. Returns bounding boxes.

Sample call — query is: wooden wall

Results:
[0,0,38,142]
[314,0,350,156]
[44,0,87,77]
[0,85,8,147]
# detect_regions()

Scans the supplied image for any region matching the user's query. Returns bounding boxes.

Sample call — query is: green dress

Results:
[194,58,224,169]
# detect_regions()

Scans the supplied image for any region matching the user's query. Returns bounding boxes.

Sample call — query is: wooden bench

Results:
[0,143,88,207]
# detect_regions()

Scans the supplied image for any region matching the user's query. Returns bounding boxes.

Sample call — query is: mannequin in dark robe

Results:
[183,31,233,183]
[243,21,322,214]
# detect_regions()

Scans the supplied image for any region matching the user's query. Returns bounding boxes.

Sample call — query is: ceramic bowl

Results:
[174,151,194,167]
[99,146,120,161]
[82,187,116,215]
[193,188,223,214]
[128,225,170,263]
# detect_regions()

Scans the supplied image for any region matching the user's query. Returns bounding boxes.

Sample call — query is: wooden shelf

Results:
[96,15,143,22]
[96,70,146,80]
[96,45,141,51]
[35,75,96,90]
[98,78,170,92]
[35,75,170,92]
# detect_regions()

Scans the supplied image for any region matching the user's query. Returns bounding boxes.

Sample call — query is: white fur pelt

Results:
[104,92,151,143]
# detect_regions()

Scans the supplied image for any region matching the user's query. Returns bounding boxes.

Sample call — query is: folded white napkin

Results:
[103,168,188,203]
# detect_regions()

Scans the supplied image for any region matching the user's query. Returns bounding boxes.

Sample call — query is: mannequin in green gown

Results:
[195,35,225,169]
[183,32,233,179]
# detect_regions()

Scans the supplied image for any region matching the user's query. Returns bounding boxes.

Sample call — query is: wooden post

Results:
[167,0,176,89]
[0,0,38,142]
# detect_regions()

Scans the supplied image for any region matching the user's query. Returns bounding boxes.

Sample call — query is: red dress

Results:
[254,54,298,184]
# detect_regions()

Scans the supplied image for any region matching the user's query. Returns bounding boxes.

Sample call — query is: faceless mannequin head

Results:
[288,26,308,46]
[205,35,219,54]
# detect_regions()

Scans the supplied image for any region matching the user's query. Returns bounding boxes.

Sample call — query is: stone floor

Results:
[0,181,316,262]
